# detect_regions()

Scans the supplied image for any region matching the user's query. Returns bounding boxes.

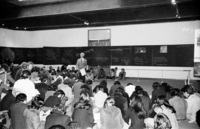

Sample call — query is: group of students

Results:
[0,61,200,129]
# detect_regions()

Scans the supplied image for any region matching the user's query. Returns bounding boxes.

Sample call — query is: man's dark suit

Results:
[45,112,71,129]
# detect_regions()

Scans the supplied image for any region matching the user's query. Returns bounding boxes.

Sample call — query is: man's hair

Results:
[21,70,31,79]
[127,83,133,86]
[99,80,107,87]
[181,85,194,95]
[15,93,27,103]
[53,90,65,97]
[114,81,121,85]
[49,125,65,129]
[30,96,44,110]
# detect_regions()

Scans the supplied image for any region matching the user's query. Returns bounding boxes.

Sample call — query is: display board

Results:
[131,46,152,66]
[175,45,194,67]
[0,44,194,67]
[152,45,176,66]
[60,47,77,65]
[43,47,61,65]
[92,46,111,66]
[110,46,132,65]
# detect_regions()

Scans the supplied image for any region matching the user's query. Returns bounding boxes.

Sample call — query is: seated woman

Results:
[118,68,126,80]
[24,96,45,129]
[85,70,94,81]
[125,95,146,129]
[99,97,124,129]
[97,69,106,79]
[106,69,115,79]
[145,95,178,129]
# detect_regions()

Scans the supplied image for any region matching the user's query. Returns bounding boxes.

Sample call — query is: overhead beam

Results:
[0,0,193,20]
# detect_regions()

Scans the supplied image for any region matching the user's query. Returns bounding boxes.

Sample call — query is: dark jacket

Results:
[35,82,49,100]
[44,96,61,108]
[72,106,94,129]
[45,112,71,129]
[151,88,166,103]
[0,90,15,112]
[10,103,28,129]
[125,108,145,129]
[114,95,128,121]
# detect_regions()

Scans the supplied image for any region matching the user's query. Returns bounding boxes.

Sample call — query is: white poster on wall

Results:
[194,29,200,77]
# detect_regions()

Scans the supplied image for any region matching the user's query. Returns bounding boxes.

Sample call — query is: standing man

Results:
[76,52,87,83]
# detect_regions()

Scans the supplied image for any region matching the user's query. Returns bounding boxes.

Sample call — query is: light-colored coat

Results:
[76,58,87,70]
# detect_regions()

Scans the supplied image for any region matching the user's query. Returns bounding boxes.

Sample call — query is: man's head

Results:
[15,93,27,103]
[80,53,85,58]
[21,70,31,79]
[27,61,34,71]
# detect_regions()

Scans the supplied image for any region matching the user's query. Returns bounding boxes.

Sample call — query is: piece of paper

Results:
[80,68,86,76]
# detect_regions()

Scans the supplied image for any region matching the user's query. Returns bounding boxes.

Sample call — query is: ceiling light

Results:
[84,22,89,25]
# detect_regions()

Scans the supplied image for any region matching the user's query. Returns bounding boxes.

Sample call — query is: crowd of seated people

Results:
[0,61,200,129]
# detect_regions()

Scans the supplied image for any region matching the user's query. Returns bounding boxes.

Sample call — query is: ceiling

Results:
[0,0,199,31]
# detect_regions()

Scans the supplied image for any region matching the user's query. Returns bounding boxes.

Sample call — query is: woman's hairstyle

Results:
[157,95,176,114]
[99,80,107,87]
[104,97,115,108]
[49,125,65,129]
[170,88,181,97]
[129,95,146,120]
[181,85,195,95]
[68,121,80,129]
[154,113,172,129]
[15,93,27,103]
[30,96,44,110]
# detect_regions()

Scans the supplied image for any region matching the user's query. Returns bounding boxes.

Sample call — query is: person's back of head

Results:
[81,84,91,93]
[154,113,172,129]
[127,83,133,86]
[21,70,31,79]
[100,80,107,87]
[30,96,44,110]
[170,88,181,98]
[15,93,27,103]
[181,85,194,95]
[85,79,93,85]
[114,87,123,96]
[114,81,121,85]
[49,125,65,129]
[53,90,65,98]
[153,82,160,90]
